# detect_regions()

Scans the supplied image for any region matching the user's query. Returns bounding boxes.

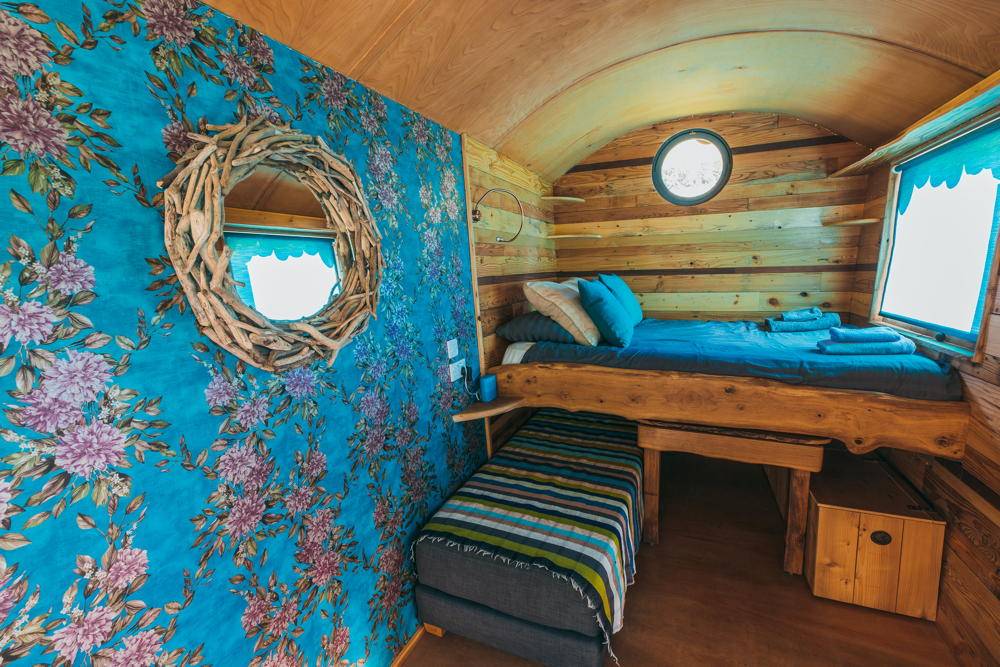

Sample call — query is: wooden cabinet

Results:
[804,453,945,620]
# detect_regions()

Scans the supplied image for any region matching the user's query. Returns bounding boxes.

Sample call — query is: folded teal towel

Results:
[817,338,916,355]
[829,326,900,343]
[767,312,841,332]
[781,307,823,322]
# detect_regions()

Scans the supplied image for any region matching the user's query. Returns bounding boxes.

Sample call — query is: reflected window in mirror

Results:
[223,166,352,321]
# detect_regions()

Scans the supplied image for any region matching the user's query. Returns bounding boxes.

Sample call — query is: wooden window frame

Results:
[868,119,1000,364]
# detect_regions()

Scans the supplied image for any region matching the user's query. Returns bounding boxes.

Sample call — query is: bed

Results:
[487,319,969,459]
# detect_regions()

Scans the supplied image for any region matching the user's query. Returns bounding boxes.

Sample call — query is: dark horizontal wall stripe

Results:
[568,135,852,173]
[477,264,875,286]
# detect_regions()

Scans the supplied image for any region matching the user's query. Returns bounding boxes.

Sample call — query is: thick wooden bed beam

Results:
[492,363,969,459]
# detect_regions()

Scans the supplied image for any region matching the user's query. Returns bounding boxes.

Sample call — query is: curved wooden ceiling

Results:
[209,0,1000,180]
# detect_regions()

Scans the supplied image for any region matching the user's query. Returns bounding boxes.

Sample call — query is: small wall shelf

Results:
[452,397,526,422]
[541,195,586,204]
[821,217,882,227]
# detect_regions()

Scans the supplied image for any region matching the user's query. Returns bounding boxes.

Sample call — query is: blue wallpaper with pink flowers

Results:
[0,1,484,665]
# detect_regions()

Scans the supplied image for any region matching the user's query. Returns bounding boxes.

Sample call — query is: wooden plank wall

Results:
[551,112,873,321]
[464,137,554,447]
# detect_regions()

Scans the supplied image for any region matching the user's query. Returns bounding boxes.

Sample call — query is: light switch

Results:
[448,358,466,382]
[446,338,459,359]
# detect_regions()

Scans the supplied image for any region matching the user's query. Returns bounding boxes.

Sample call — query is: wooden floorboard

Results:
[403,455,955,666]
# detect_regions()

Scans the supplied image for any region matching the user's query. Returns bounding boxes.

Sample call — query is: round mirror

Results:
[651,129,732,205]
[159,118,383,371]
[223,166,353,322]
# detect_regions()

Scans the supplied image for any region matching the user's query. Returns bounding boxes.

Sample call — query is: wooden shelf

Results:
[452,397,526,422]
[541,195,586,204]
[821,217,882,227]
[833,71,1000,177]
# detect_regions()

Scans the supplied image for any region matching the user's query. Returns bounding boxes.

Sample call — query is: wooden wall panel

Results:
[551,112,873,322]
[464,137,552,447]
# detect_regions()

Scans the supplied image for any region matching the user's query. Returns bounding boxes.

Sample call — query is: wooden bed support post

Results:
[493,363,969,460]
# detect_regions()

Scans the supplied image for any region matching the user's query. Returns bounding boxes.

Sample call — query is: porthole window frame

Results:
[651,128,733,206]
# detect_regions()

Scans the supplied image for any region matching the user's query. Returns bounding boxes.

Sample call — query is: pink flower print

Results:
[20,389,81,433]
[43,350,111,404]
[282,366,317,399]
[143,0,197,47]
[161,120,193,156]
[261,652,299,667]
[236,394,268,428]
[44,253,95,296]
[99,548,149,591]
[244,30,273,67]
[0,95,67,158]
[0,10,51,85]
[241,594,268,633]
[320,71,348,110]
[204,372,238,408]
[324,626,350,662]
[378,545,403,577]
[226,492,264,538]
[284,486,312,515]
[217,443,267,487]
[220,51,257,88]
[307,550,342,586]
[0,477,12,518]
[56,421,126,478]
[110,629,162,667]
[51,605,117,662]
[302,450,326,480]
[0,572,22,623]
[268,598,297,637]
[0,299,56,347]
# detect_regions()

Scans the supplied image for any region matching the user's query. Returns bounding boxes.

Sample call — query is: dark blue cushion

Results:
[496,312,576,344]
[598,274,643,325]
[578,279,634,347]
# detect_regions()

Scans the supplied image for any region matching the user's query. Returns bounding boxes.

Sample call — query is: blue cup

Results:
[480,374,497,402]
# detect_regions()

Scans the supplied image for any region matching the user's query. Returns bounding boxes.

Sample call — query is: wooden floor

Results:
[404,454,956,666]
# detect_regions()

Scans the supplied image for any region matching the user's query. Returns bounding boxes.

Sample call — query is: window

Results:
[225,232,341,321]
[651,129,732,205]
[877,118,1000,352]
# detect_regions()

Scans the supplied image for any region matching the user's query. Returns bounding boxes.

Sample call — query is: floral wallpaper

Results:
[0,1,484,665]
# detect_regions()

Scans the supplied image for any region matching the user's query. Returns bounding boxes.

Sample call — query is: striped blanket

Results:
[418,409,642,639]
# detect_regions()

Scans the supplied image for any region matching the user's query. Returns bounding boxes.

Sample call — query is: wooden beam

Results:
[821,217,882,227]
[493,363,969,459]
[223,206,327,229]
[834,69,1000,177]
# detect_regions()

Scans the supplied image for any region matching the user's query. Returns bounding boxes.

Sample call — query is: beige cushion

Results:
[523,279,599,346]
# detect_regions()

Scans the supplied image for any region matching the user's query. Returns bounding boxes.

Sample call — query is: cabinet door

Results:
[811,506,860,603]
[854,513,905,611]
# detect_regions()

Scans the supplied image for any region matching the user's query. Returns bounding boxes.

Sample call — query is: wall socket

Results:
[446,338,459,359]
[448,358,466,382]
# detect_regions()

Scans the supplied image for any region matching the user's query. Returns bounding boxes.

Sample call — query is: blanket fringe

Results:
[412,534,621,664]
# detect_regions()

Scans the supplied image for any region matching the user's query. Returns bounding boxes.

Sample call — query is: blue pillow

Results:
[598,273,643,325]
[496,312,576,344]
[578,279,634,347]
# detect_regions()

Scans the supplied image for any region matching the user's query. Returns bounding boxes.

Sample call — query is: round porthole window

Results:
[651,129,732,205]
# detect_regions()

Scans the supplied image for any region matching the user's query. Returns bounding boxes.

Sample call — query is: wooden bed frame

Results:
[489,363,969,460]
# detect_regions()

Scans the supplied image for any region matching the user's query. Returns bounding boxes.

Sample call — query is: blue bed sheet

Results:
[520,319,962,401]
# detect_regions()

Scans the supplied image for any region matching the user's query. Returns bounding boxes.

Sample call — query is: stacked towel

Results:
[817,338,916,355]
[781,307,824,322]
[766,312,841,332]
[829,326,900,343]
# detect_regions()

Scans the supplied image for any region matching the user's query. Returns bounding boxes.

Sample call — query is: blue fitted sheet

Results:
[520,319,963,401]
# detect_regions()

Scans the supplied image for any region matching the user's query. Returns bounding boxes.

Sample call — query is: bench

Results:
[415,409,643,667]
[639,421,829,575]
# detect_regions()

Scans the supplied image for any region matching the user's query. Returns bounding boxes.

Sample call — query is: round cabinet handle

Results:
[870,530,893,546]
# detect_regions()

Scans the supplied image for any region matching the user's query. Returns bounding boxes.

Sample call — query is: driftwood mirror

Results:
[159,118,383,371]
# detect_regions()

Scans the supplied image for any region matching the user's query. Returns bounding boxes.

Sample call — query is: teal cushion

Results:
[496,312,576,344]
[598,274,643,325]
[578,279,634,347]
